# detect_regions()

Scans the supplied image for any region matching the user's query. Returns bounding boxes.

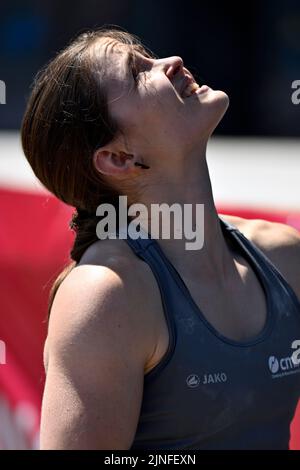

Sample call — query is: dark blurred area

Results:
[0,0,299,135]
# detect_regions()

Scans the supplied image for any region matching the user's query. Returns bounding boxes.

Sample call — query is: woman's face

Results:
[97,38,229,165]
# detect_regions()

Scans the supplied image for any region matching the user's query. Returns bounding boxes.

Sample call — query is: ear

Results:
[93,148,135,176]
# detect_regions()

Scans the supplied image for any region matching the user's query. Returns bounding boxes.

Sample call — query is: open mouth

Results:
[177,73,208,99]
[181,81,201,98]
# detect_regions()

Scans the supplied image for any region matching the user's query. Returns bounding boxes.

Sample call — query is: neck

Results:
[130,143,235,283]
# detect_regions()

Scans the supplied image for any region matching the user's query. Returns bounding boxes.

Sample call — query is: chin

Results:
[185,88,230,140]
[203,89,229,134]
[216,89,230,106]
[214,90,229,117]
[205,88,229,107]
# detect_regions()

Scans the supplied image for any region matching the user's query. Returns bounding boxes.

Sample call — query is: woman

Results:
[21,27,300,450]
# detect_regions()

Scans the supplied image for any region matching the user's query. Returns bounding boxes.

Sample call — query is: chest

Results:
[185,263,268,343]
[147,257,269,374]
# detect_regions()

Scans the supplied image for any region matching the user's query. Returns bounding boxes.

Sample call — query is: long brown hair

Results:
[21,26,155,320]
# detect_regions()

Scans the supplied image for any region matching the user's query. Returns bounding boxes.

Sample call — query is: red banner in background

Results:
[0,188,74,448]
[0,187,299,449]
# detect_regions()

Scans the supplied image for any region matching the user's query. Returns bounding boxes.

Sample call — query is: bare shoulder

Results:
[220,213,300,301]
[46,237,159,375]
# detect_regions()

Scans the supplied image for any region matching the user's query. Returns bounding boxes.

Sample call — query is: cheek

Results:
[126,109,181,155]
[139,88,182,136]
[139,76,178,109]
[112,81,183,145]
[130,90,182,143]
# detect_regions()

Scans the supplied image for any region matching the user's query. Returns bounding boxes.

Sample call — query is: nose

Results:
[164,56,184,79]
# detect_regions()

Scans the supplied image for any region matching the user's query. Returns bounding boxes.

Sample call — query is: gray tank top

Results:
[120,216,300,450]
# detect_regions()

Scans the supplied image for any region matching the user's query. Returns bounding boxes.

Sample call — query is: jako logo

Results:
[186,372,227,387]
[186,374,200,388]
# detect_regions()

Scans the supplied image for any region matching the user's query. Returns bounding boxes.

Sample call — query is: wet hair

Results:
[21,26,156,321]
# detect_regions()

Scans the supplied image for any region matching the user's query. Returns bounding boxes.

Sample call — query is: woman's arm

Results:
[40,262,155,449]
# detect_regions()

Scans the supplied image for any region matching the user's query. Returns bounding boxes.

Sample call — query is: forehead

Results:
[93,38,132,80]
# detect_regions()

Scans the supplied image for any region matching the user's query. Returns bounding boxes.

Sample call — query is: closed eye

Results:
[127,49,155,86]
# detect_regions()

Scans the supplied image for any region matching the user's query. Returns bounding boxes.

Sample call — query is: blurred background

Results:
[0,0,299,449]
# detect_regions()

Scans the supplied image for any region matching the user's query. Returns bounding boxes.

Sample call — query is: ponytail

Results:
[69,208,100,263]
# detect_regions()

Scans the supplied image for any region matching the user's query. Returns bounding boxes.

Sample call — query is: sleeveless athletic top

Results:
[118,216,300,450]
